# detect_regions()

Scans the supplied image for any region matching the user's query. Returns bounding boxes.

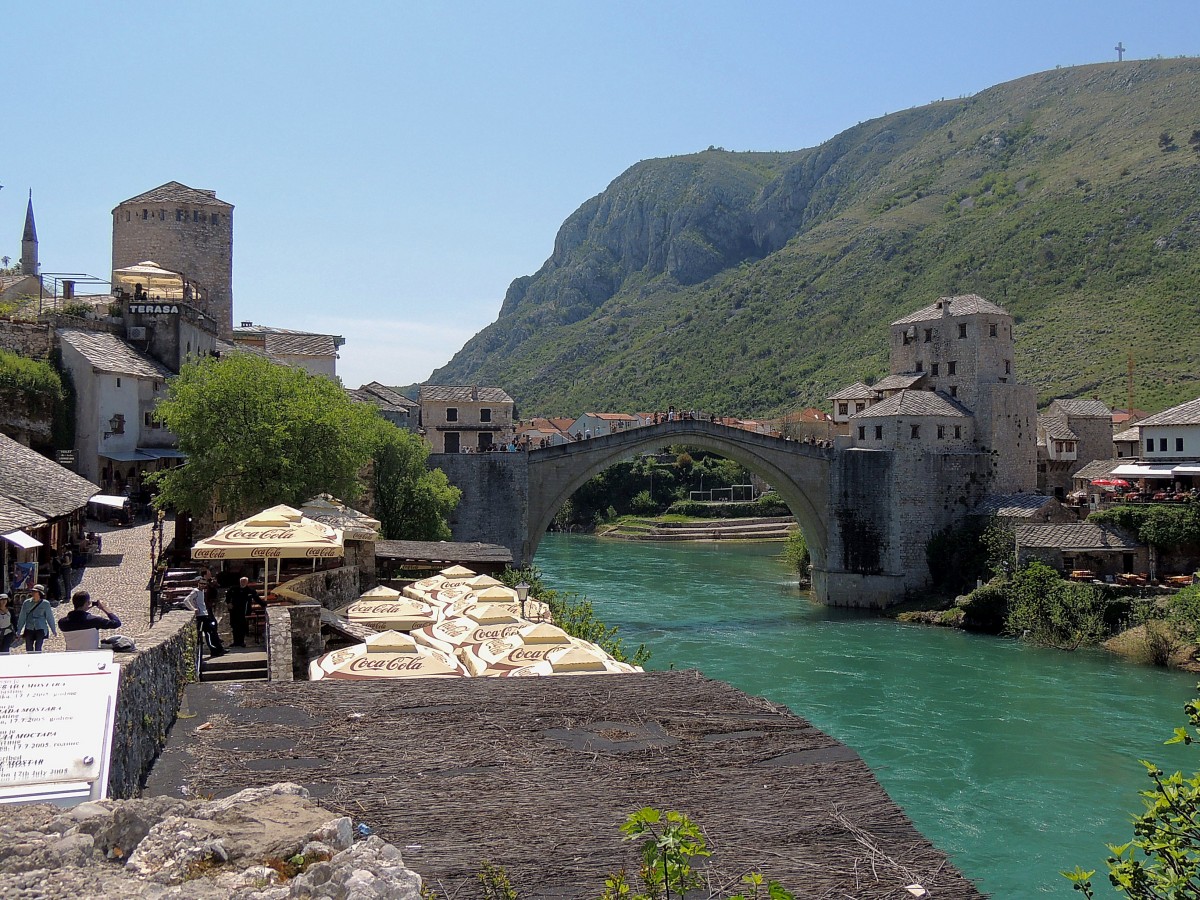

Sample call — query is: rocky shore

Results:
[0,783,422,899]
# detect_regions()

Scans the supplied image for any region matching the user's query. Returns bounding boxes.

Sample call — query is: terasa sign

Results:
[128,303,180,315]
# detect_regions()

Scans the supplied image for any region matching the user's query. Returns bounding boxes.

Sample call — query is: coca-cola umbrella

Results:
[334,587,439,632]
[456,622,578,676]
[1091,477,1132,490]
[191,504,344,593]
[309,630,465,680]
[410,603,527,654]
[507,643,644,677]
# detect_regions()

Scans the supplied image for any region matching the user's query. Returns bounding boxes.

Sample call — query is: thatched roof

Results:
[147,671,982,898]
[375,539,512,565]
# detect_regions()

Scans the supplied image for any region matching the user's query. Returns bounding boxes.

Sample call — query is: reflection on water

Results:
[534,533,1197,898]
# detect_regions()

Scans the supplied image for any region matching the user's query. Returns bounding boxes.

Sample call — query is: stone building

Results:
[1035,398,1114,498]
[418,385,514,453]
[112,182,234,339]
[1015,523,1145,579]
[347,382,418,430]
[827,382,876,426]
[232,323,344,378]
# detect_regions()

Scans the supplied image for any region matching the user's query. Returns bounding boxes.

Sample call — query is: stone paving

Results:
[13,516,174,654]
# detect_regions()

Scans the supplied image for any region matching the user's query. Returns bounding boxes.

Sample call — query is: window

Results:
[910,424,921,439]
[145,412,153,428]
[931,363,939,376]
[854,402,865,413]
[949,385,958,398]
[1177,438,1185,452]
[916,360,923,372]
[211,213,220,224]
[958,323,967,338]
[1066,442,1076,453]
[838,402,849,416]
[989,323,997,337]
[176,209,184,221]
[142,209,148,220]
[446,408,459,422]
[948,361,957,375]
[1004,359,1011,374]
[478,432,493,450]
[874,425,883,440]
[858,426,866,440]
[923,328,932,343]
[480,408,492,423]
[937,425,946,439]
[193,210,201,222]
[1147,438,1155,452]
[999,377,1007,384]
[159,210,165,220]
[444,432,460,453]
[1160,438,1168,452]
[115,377,122,388]
[954,425,962,439]
[124,211,130,222]
[902,330,912,345]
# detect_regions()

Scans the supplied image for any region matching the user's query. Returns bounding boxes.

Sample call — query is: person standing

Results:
[0,594,15,653]
[229,576,260,647]
[16,584,57,652]
[183,581,226,657]
[58,590,122,633]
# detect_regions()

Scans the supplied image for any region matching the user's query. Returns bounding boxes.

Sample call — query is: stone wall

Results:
[276,565,361,612]
[0,319,54,359]
[266,606,293,682]
[108,609,196,799]
[433,452,530,560]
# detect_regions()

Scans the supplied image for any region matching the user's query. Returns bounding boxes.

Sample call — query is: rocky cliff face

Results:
[431,59,1200,416]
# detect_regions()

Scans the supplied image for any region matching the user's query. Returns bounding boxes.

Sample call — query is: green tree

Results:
[372,425,461,540]
[782,530,809,575]
[1005,561,1108,650]
[1064,686,1200,898]
[150,353,382,520]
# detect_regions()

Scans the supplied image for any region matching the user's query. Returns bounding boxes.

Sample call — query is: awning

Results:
[88,495,129,509]
[137,448,187,459]
[2,530,43,550]
[1173,464,1200,475]
[101,450,149,462]
[1111,463,1176,479]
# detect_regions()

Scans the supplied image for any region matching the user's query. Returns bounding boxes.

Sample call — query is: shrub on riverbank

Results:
[668,493,789,518]
[499,565,650,666]
[781,530,809,576]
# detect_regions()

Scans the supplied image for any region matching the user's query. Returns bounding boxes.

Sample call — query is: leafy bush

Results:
[1064,686,1200,898]
[1168,583,1200,644]
[955,581,1009,633]
[781,530,809,575]
[667,495,789,518]
[1005,561,1112,649]
[1090,503,1200,550]
[630,490,658,515]
[0,349,64,400]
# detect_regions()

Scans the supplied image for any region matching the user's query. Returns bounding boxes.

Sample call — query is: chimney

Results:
[472,385,479,401]
[240,321,253,327]
[62,280,75,300]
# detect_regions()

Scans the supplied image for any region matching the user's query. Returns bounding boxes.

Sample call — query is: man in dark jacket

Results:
[58,590,122,632]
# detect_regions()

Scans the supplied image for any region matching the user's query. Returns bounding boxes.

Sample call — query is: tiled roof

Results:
[873,373,926,392]
[1038,414,1079,441]
[419,385,514,404]
[1015,523,1140,551]
[0,495,44,533]
[1113,427,1140,443]
[1136,396,1200,428]
[117,182,232,208]
[588,413,638,421]
[360,383,418,409]
[850,389,971,419]
[891,294,1011,325]
[1073,458,1122,481]
[57,328,172,379]
[827,381,875,401]
[972,493,1058,518]
[0,433,98,521]
[233,325,343,358]
[1051,398,1112,418]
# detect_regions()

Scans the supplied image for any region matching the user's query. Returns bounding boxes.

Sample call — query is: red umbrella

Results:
[1091,478,1131,489]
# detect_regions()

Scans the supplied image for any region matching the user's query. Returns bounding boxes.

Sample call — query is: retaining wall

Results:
[108,609,196,798]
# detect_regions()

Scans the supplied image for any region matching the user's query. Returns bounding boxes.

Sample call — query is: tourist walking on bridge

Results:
[16,585,56,652]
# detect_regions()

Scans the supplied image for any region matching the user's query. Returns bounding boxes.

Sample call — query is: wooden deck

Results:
[146,670,983,899]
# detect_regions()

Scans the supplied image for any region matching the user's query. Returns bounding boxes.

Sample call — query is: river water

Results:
[534,533,1198,898]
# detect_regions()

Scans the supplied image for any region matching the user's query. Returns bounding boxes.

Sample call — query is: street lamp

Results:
[515,581,530,619]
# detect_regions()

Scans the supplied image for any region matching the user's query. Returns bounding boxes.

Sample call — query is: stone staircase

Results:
[603,516,796,542]
[201,645,269,682]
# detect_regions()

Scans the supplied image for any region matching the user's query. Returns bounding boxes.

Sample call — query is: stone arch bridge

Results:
[430,419,990,607]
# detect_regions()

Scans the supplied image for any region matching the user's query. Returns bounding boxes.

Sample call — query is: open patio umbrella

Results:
[309,630,465,680]
[1091,477,1132,490]
[456,622,578,676]
[333,591,439,632]
[411,605,528,655]
[506,644,643,677]
[191,504,343,592]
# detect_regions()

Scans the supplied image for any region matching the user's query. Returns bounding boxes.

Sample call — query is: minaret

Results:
[20,191,38,277]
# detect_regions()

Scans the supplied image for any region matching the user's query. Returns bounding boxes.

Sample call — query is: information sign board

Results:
[0,650,120,806]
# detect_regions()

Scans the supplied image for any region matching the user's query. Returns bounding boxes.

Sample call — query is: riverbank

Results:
[598,515,794,542]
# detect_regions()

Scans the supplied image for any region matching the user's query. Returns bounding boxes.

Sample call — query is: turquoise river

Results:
[533,533,1198,898]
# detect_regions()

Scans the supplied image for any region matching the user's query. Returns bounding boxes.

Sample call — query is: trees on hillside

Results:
[151,354,459,540]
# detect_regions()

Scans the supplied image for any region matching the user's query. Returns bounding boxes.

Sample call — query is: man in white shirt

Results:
[183,582,226,658]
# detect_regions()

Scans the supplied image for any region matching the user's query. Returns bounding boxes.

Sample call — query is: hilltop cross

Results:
[1115,41,1125,61]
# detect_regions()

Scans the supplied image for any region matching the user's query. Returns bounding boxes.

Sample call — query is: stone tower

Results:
[21,191,38,277]
[111,182,234,338]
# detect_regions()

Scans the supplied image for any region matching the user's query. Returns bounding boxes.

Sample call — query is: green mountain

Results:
[431,59,1200,417]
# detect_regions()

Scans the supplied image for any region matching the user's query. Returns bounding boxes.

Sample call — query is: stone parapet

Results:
[108,609,196,799]
[266,607,293,682]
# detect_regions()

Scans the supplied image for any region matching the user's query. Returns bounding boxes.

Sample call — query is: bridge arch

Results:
[525,420,832,570]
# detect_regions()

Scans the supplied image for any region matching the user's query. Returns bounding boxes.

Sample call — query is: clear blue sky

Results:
[3,2,1195,388]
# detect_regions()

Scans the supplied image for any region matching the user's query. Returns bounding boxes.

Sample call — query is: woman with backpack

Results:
[16,584,57,652]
